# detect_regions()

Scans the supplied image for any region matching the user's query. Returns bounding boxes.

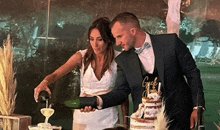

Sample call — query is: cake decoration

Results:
[130,76,167,130]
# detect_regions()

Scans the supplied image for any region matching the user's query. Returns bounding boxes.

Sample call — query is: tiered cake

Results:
[130,77,162,130]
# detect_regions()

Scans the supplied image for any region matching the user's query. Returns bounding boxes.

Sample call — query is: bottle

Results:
[64,97,97,109]
[38,91,51,108]
[38,91,50,102]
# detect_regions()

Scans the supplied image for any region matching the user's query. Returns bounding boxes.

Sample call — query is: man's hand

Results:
[190,109,205,130]
[80,106,95,112]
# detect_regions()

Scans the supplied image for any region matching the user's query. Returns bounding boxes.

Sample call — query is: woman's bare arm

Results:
[34,52,82,101]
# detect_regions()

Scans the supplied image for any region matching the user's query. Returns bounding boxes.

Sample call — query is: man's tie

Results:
[134,42,151,54]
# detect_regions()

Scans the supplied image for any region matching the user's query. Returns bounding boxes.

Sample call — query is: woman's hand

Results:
[34,80,52,102]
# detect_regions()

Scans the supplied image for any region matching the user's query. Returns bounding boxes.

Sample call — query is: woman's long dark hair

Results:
[83,17,115,77]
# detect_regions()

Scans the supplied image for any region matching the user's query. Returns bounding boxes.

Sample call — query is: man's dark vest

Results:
[139,59,162,94]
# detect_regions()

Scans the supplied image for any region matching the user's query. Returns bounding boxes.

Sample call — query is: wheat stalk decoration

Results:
[0,35,17,130]
[215,123,220,130]
[214,110,220,130]
[154,101,170,130]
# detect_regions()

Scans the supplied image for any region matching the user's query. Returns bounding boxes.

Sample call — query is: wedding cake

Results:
[130,77,162,130]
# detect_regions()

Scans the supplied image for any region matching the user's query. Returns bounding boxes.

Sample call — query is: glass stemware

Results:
[40,108,54,124]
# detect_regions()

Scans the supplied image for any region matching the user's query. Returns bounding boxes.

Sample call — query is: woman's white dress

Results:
[73,49,120,130]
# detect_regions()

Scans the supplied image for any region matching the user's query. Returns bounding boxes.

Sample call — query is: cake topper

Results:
[150,77,158,93]
[142,76,161,97]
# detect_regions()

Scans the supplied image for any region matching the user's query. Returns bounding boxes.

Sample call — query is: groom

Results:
[84,12,205,130]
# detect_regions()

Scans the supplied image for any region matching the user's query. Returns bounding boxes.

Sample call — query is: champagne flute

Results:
[40,107,54,124]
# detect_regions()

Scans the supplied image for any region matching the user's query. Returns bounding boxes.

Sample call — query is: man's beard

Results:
[130,37,136,48]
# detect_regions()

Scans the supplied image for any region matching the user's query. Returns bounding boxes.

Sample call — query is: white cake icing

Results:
[147,93,161,101]
[130,92,162,130]
[130,119,155,130]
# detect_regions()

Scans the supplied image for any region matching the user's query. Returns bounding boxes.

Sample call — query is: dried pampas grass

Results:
[154,101,170,130]
[214,110,220,130]
[0,35,17,130]
[215,123,220,130]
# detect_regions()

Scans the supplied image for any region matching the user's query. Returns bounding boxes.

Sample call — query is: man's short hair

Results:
[110,12,140,29]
